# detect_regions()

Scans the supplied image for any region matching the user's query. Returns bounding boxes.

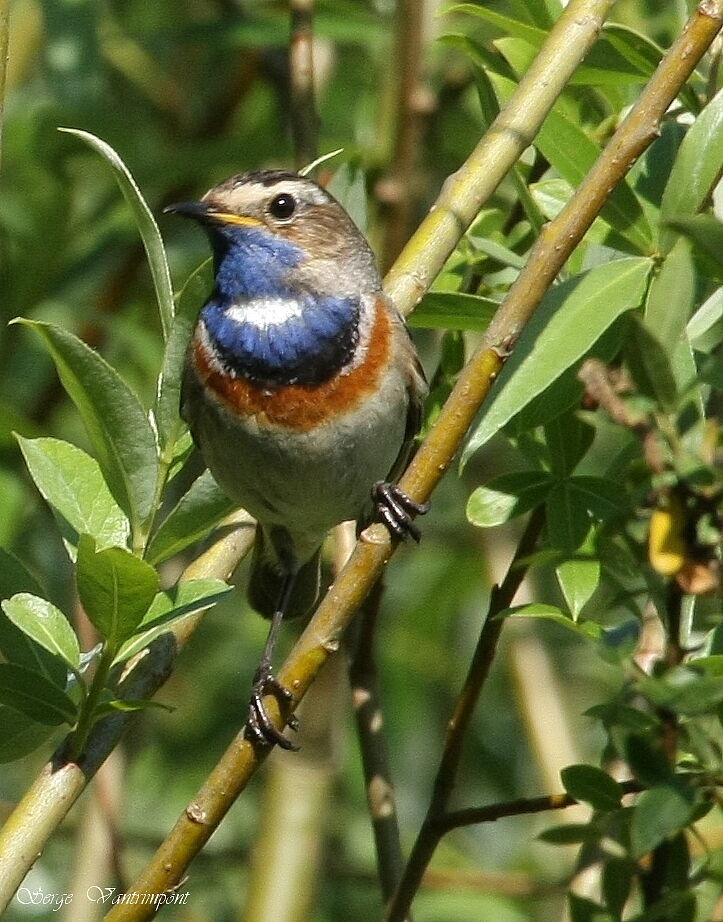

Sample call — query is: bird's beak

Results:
[163,201,262,228]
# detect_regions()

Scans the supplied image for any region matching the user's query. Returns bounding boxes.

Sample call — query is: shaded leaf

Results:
[0,663,77,726]
[409,291,498,332]
[561,764,623,811]
[0,706,56,763]
[630,784,696,859]
[546,481,591,552]
[145,470,238,565]
[624,313,679,411]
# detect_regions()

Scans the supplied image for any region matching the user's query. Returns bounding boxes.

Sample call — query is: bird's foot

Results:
[246,664,300,751]
[372,481,429,543]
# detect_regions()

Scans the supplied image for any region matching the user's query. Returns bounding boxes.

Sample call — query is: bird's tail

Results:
[248,525,322,620]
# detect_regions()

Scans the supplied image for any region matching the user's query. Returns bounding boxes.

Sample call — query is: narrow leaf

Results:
[154,258,211,451]
[59,128,175,339]
[556,558,600,621]
[145,470,238,565]
[115,578,232,663]
[408,291,498,332]
[463,258,652,462]
[660,86,723,253]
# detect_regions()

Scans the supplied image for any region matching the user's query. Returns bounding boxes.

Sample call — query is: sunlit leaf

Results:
[2,593,80,670]
[463,258,652,462]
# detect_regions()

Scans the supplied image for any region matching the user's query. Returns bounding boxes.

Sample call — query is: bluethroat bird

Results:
[165,171,427,749]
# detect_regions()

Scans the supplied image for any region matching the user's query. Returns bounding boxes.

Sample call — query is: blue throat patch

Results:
[202,226,360,386]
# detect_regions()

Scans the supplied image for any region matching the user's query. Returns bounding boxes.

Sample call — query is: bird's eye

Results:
[268,193,297,220]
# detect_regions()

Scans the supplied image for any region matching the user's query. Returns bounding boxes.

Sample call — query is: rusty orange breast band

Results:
[192,296,392,432]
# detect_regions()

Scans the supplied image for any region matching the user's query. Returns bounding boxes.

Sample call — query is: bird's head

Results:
[165,170,380,300]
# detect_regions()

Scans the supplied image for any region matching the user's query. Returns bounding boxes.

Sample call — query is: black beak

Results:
[163,201,213,222]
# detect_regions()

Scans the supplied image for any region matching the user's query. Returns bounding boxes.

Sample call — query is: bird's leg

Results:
[246,571,300,751]
[372,481,429,543]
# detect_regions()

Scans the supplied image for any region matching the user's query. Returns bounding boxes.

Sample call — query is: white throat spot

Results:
[226,299,304,330]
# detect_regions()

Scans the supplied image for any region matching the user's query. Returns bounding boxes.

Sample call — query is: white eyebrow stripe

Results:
[226,298,304,330]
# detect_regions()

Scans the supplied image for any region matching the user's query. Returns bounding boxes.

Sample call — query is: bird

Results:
[165,170,428,749]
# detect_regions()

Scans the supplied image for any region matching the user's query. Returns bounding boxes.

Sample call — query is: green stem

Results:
[68,644,117,762]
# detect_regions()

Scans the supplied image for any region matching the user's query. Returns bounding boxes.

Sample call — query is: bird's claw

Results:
[245,667,299,751]
[373,481,429,543]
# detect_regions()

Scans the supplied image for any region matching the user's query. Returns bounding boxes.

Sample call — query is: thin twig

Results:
[383,508,545,922]
[378,0,429,270]
[348,581,410,915]
[289,0,318,169]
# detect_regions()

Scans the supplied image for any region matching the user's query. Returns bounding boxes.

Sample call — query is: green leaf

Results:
[545,413,595,476]
[568,894,615,922]
[13,320,159,538]
[0,706,55,763]
[569,476,630,520]
[665,215,723,273]
[660,86,723,253]
[602,857,633,918]
[630,784,696,859]
[408,291,498,332]
[466,471,553,527]
[447,4,545,46]
[546,481,590,552]
[556,558,600,621]
[145,470,238,565]
[2,593,80,670]
[631,891,696,922]
[0,551,66,687]
[114,578,232,663]
[76,535,160,651]
[0,663,78,726]
[59,128,175,339]
[560,764,623,811]
[154,258,212,451]
[534,107,652,253]
[538,823,600,845]
[16,436,130,556]
[624,735,674,787]
[643,238,701,412]
[0,546,44,600]
[504,604,603,641]
[462,258,652,462]
[687,285,722,354]
[327,161,368,233]
[624,313,679,411]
